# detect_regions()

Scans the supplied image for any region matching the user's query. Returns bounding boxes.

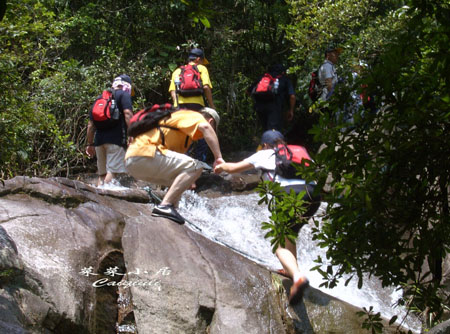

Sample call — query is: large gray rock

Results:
[0,176,420,333]
[0,176,148,333]
[0,176,288,333]
[122,214,286,333]
[429,319,450,334]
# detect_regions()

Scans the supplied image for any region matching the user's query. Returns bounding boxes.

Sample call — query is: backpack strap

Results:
[273,144,293,180]
[156,124,190,148]
[157,124,178,146]
[259,151,277,182]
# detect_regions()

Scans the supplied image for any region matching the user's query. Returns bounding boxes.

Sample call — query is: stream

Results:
[98,179,422,333]
[176,190,422,333]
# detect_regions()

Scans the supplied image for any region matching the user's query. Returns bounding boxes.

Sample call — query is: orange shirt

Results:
[125,110,207,159]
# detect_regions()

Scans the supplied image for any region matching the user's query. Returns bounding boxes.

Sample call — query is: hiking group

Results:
[85,47,331,304]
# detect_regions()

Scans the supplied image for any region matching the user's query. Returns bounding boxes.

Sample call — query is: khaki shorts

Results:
[96,144,127,175]
[125,150,203,187]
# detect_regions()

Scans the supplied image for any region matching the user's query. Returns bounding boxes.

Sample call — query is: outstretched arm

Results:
[214,161,254,174]
[198,122,224,167]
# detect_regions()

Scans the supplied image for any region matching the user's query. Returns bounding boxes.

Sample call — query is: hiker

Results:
[247,64,296,132]
[214,130,320,304]
[86,74,134,186]
[125,107,224,224]
[169,48,216,162]
[318,47,342,101]
[169,48,216,111]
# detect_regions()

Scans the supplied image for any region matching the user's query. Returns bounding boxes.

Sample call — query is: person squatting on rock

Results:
[247,64,296,132]
[214,130,321,304]
[86,75,134,186]
[169,48,216,162]
[125,107,224,224]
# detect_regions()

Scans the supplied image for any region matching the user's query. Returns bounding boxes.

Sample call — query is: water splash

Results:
[96,179,130,191]
[178,191,421,333]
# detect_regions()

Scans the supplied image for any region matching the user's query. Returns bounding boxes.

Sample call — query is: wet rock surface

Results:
[0,176,433,333]
[123,213,286,333]
[0,176,286,333]
[429,319,450,334]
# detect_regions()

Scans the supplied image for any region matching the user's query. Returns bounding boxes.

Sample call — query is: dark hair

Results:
[265,138,285,149]
[325,47,341,58]
[268,63,286,75]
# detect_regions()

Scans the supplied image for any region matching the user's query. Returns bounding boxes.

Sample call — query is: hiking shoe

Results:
[152,204,185,225]
[289,277,309,305]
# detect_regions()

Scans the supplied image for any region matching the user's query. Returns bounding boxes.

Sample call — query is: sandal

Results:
[289,277,310,305]
[275,268,290,278]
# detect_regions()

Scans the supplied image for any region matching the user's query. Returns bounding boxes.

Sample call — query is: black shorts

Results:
[283,184,321,234]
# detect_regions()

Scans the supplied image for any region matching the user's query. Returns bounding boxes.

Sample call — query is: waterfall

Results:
[178,190,421,333]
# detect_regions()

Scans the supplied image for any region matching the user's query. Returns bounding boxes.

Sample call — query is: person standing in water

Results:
[214,130,320,304]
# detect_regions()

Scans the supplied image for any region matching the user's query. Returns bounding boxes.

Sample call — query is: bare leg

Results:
[277,237,309,304]
[97,174,106,186]
[104,171,114,184]
[160,167,202,206]
[275,238,302,280]
[97,172,115,186]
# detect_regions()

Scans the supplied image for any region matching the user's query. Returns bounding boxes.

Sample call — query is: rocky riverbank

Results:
[0,175,440,333]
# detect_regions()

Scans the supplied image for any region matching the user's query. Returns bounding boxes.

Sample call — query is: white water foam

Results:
[96,179,130,191]
[178,191,421,332]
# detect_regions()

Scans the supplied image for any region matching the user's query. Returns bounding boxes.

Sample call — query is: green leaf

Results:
[199,16,210,28]
[388,315,398,325]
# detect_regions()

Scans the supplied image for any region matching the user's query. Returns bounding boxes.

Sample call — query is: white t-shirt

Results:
[243,149,306,187]
[318,60,338,101]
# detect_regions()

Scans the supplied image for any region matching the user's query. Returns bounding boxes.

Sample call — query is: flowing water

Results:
[177,190,422,333]
[94,179,422,332]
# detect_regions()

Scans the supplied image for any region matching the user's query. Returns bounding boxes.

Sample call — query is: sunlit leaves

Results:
[257,180,312,253]
[279,0,450,327]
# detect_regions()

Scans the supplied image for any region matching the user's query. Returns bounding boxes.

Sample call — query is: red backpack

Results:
[251,73,281,100]
[175,64,204,97]
[274,144,311,179]
[308,68,323,102]
[128,103,174,139]
[90,90,120,129]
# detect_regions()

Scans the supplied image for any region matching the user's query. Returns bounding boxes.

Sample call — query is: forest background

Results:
[1,0,449,331]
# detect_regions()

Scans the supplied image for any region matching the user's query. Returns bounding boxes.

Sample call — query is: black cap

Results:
[260,130,284,145]
[189,48,205,58]
[188,48,209,64]
[119,74,132,84]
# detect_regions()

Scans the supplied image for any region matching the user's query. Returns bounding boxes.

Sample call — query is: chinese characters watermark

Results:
[79,266,171,291]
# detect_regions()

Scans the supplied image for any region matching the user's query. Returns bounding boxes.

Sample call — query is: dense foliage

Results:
[260,0,449,330]
[0,0,292,178]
